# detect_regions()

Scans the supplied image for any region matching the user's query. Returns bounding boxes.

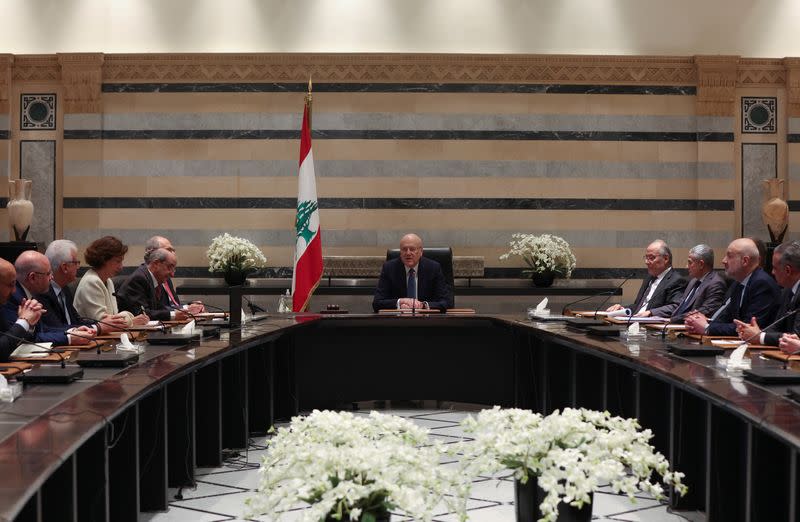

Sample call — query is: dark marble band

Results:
[101,82,697,95]
[788,200,800,211]
[63,129,733,142]
[63,197,734,211]
[789,134,800,143]
[0,131,8,139]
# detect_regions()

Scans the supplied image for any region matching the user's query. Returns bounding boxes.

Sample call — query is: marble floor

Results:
[140,408,700,522]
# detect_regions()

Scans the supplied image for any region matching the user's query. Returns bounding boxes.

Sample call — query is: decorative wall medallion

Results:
[742,96,776,133]
[20,94,56,130]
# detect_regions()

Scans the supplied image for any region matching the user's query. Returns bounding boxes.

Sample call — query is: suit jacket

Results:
[36,283,94,331]
[116,265,171,320]
[669,271,728,321]
[372,257,453,312]
[629,268,686,317]
[0,311,31,362]
[1,282,68,345]
[707,267,781,337]
[763,285,800,346]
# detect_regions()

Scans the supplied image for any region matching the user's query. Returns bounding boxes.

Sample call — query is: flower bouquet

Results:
[457,407,686,522]
[500,234,576,285]
[207,233,267,284]
[246,410,464,522]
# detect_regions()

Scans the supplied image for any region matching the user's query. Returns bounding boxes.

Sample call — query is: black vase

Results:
[531,271,556,288]
[223,269,248,286]
[514,477,592,522]
[325,507,390,522]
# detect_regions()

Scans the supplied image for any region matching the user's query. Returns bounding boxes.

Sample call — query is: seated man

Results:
[38,239,114,333]
[668,244,727,322]
[0,258,43,361]
[607,239,686,317]
[372,233,453,312]
[144,236,204,314]
[117,247,191,321]
[734,240,800,345]
[685,238,780,336]
[1,250,95,346]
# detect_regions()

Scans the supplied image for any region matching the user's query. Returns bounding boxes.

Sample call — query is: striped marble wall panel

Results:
[61,85,737,276]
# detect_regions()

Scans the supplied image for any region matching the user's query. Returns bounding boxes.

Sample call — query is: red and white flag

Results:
[291,103,323,312]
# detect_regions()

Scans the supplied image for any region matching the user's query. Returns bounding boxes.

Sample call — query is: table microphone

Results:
[783,346,800,370]
[560,291,613,316]
[0,330,69,368]
[592,274,635,317]
[740,308,798,348]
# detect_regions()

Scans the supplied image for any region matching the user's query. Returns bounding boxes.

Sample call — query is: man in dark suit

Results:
[607,239,686,317]
[667,244,727,322]
[685,238,780,336]
[117,247,191,321]
[734,240,800,345]
[144,236,205,314]
[0,258,43,362]
[1,250,96,346]
[37,239,115,333]
[372,233,453,312]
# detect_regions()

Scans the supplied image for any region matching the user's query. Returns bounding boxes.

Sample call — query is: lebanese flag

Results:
[291,105,323,312]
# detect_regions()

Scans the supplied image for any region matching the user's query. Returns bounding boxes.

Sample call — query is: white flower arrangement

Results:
[456,407,687,522]
[246,410,466,522]
[500,233,576,278]
[207,233,267,273]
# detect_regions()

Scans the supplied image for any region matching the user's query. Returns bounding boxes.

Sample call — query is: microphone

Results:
[560,290,613,316]
[591,273,635,317]
[783,346,800,370]
[65,329,103,354]
[740,308,798,347]
[167,304,197,321]
[0,329,68,368]
[242,296,265,315]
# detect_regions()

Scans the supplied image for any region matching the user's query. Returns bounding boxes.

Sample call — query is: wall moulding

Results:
[0,54,12,114]
[99,53,699,85]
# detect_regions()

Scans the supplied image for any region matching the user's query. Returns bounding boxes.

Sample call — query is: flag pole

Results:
[305,77,312,129]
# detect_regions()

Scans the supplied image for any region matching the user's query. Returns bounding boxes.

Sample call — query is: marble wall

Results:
[1,53,798,279]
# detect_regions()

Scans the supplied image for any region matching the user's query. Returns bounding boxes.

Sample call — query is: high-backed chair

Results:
[386,247,455,306]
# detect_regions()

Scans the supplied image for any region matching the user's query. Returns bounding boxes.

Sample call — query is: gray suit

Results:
[669,271,728,322]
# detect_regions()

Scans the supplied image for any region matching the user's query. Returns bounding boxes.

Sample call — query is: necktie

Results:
[674,279,701,317]
[407,268,416,300]
[59,291,72,324]
[163,282,179,307]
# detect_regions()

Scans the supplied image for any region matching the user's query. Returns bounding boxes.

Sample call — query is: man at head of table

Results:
[372,233,453,312]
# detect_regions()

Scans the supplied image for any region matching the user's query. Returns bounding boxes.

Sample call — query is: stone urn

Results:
[7,179,34,242]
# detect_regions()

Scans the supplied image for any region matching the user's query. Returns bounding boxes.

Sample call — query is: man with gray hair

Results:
[143,235,204,314]
[667,244,727,322]
[117,247,191,321]
[38,239,100,332]
[734,240,800,345]
[685,238,780,336]
[607,239,686,317]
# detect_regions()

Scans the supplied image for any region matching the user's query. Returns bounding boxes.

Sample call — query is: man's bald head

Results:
[15,250,52,294]
[723,238,760,282]
[0,259,16,305]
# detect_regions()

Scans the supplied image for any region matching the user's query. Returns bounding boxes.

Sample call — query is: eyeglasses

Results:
[642,255,661,262]
[64,261,81,266]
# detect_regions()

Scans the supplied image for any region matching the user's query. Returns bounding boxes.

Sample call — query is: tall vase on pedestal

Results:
[7,179,34,241]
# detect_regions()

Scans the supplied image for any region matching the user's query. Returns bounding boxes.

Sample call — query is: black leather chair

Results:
[386,247,455,306]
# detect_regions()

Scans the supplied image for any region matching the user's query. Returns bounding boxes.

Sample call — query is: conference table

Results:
[1,312,799,522]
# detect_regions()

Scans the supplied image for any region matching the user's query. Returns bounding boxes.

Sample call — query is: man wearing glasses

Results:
[143,235,204,314]
[37,239,112,334]
[1,250,96,346]
[117,247,191,321]
[607,239,686,317]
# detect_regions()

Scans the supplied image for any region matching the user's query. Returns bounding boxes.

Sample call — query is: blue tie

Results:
[407,268,416,300]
